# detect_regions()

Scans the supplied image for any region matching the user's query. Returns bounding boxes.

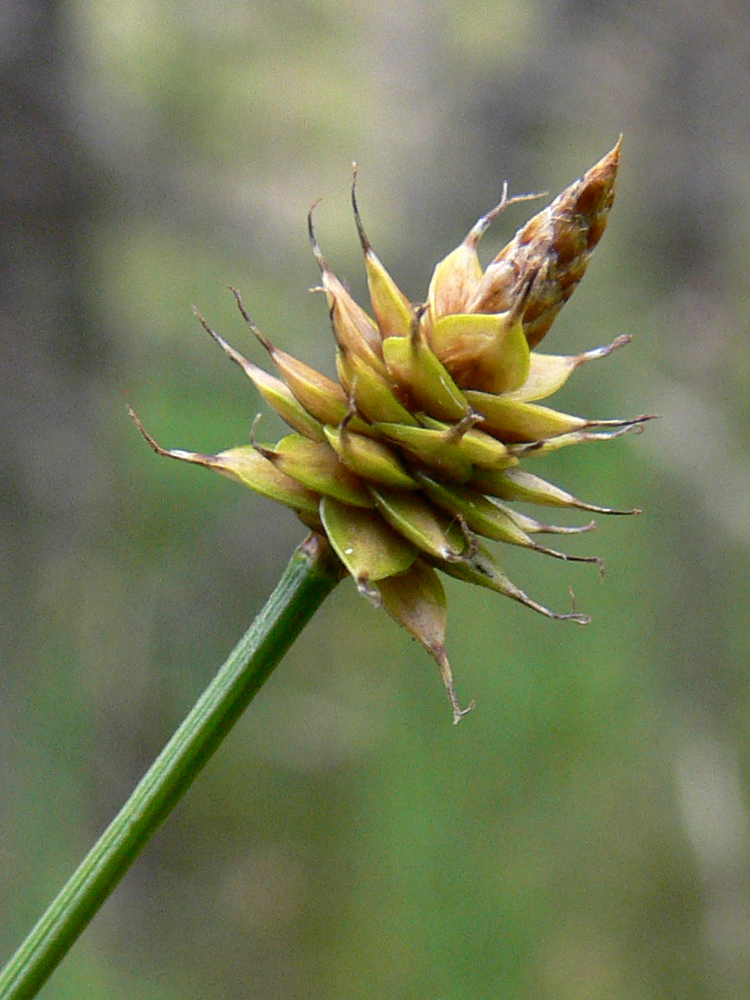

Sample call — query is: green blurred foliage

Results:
[3,0,750,997]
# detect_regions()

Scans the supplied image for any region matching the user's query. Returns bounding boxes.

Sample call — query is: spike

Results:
[468,139,622,347]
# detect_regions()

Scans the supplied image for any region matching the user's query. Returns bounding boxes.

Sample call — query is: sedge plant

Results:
[0,140,647,999]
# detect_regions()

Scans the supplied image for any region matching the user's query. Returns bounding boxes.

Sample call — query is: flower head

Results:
[131,139,650,723]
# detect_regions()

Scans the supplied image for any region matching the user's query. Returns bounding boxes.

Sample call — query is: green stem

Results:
[0,533,342,1000]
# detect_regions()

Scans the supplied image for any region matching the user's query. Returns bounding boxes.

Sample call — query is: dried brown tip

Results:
[464,183,547,250]
[356,576,384,607]
[128,404,170,457]
[530,543,606,577]
[455,515,479,562]
[227,286,270,349]
[584,413,657,433]
[506,577,591,624]
[127,405,209,467]
[441,412,483,444]
[575,332,632,367]
[350,163,371,253]
[248,413,275,460]
[573,500,641,516]
[193,305,258,372]
[434,646,476,725]
[307,199,327,271]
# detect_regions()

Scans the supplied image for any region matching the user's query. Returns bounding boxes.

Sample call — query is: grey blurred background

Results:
[2,1,750,997]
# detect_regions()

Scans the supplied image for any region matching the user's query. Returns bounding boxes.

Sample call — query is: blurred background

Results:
[2,0,750,997]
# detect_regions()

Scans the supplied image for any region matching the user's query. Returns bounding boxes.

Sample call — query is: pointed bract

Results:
[377,560,474,723]
[504,334,632,403]
[352,168,415,339]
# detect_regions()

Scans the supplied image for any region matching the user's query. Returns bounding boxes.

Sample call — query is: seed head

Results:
[131,139,650,724]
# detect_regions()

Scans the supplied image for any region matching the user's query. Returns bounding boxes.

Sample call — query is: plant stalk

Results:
[0,533,342,1000]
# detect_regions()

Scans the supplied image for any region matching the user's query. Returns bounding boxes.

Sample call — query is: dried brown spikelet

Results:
[467,138,622,348]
